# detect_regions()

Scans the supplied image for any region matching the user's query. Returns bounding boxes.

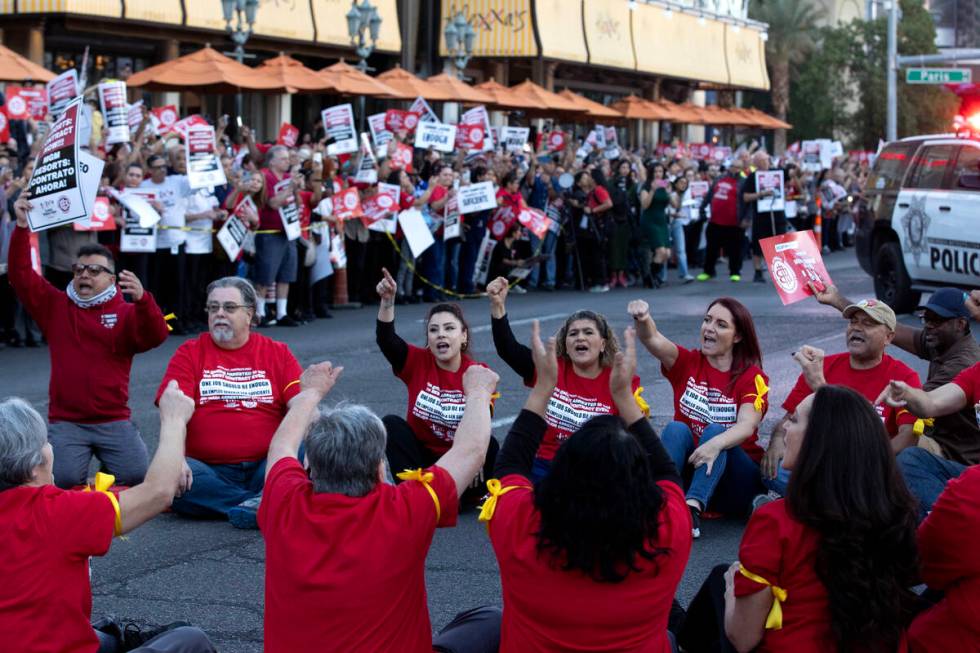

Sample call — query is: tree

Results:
[749,0,826,154]
[787,24,855,144]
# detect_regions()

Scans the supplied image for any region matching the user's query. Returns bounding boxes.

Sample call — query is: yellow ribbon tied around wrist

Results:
[83,472,123,537]
[396,468,441,522]
[749,374,770,413]
[633,386,651,417]
[913,417,935,438]
[738,564,787,630]
[478,478,531,524]
[163,313,177,333]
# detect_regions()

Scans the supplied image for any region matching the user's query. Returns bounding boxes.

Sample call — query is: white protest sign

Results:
[801,141,821,172]
[461,105,494,152]
[115,187,158,253]
[415,121,457,153]
[355,133,378,184]
[444,187,461,240]
[500,126,530,153]
[311,224,334,283]
[756,169,785,213]
[398,208,435,257]
[216,214,249,261]
[185,125,226,189]
[275,178,301,241]
[322,104,358,155]
[367,112,393,154]
[410,96,440,123]
[458,181,497,214]
[472,229,495,286]
[46,69,79,119]
[98,80,130,145]
[127,101,146,136]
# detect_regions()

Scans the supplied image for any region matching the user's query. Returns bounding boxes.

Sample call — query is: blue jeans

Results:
[420,238,445,301]
[762,465,791,496]
[661,421,764,516]
[528,230,558,288]
[897,447,967,523]
[171,457,267,519]
[530,457,551,484]
[670,220,689,278]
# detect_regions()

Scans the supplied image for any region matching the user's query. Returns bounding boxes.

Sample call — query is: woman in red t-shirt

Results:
[488,278,644,482]
[630,296,768,538]
[679,385,918,653]
[482,323,691,653]
[375,268,497,497]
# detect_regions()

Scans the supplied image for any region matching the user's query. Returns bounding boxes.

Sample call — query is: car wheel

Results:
[872,240,920,313]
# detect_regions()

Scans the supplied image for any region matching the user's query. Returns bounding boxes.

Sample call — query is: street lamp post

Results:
[347,0,381,132]
[443,11,476,79]
[221,0,258,119]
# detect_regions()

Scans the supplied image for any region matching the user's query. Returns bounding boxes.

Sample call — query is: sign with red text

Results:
[489,206,517,240]
[361,185,399,225]
[322,104,358,155]
[461,105,493,152]
[97,80,130,145]
[0,107,8,143]
[73,196,116,231]
[217,213,249,261]
[355,133,378,184]
[759,230,832,305]
[455,124,485,152]
[277,122,299,147]
[333,186,363,221]
[127,101,145,135]
[275,178,301,240]
[389,142,414,171]
[367,182,400,233]
[755,170,785,213]
[46,69,79,119]
[152,105,179,134]
[517,207,553,239]
[690,180,710,200]
[409,96,439,123]
[384,109,419,133]
[5,86,47,120]
[172,114,208,140]
[185,125,226,189]
[367,112,392,153]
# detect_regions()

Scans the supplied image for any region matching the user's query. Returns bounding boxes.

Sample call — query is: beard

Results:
[211,324,235,343]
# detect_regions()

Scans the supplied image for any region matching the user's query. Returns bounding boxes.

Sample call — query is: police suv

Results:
[856,132,980,312]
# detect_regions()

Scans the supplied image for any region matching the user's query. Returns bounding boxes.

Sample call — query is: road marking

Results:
[471,312,568,333]
[491,415,517,428]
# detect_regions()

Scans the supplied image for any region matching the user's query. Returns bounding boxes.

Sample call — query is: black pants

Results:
[432,606,502,653]
[96,625,216,653]
[384,414,500,498]
[345,237,368,303]
[120,252,151,292]
[150,246,188,330]
[185,254,210,326]
[702,224,745,277]
[678,564,739,653]
[577,227,607,288]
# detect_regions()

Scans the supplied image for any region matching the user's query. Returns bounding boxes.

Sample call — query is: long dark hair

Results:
[786,386,919,652]
[534,415,667,583]
[706,297,762,389]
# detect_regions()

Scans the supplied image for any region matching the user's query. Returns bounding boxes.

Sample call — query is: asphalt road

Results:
[1,250,930,652]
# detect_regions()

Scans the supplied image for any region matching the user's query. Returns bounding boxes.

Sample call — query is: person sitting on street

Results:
[679,386,919,653]
[877,360,980,520]
[375,268,498,503]
[488,278,643,481]
[631,297,769,538]
[258,360,502,653]
[761,298,922,499]
[482,322,691,652]
[9,194,169,489]
[156,276,302,529]
[0,388,217,653]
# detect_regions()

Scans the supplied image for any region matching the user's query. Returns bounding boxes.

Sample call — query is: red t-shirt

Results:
[535,360,641,461]
[258,458,457,653]
[587,185,611,211]
[662,345,768,461]
[951,360,980,405]
[496,188,523,214]
[709,177,739,227]
[397,344,489,456]
[909,465,980,651]
[0,486,115,653]
[487,475,691,652]
[156,333,303,464]
[734,500,834,653]
[259,168,289,230]
[782,353,920,437]
[429,184,449,217]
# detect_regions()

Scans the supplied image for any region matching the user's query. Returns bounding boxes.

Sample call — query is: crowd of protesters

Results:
[2,92,980,653]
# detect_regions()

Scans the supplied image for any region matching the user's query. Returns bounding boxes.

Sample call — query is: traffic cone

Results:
[814,196,823,249]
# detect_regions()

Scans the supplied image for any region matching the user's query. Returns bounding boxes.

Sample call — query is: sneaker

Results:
[751,491,781,513]
[689,505,701,539]
[696,273,713,282]
[276,315,301,327]
[511,285,527,294]
[681,274,695,283]
[588,284,610,293]
[730,274,741,282]
[122,621,191,650]
[228,494,261,530]
[258,315,277,328]
[753,270,765,283]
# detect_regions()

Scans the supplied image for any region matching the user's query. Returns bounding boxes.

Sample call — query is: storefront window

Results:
[44,51,148,82]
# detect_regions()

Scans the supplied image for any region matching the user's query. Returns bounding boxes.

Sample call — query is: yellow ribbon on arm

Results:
[738,564,787,630]
[913,417,934,438]
[749,374,770,413]
[163,313,177,333]
[633,386,650,417]
[83,472,123,537]
[395,468,441,522]
[478,478,531,523]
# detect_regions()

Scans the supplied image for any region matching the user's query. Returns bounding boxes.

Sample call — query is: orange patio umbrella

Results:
[425,73,494,104]
[701,105,756,126]
[474,78,539,110]
[742,107,792,129]
[557,89,622,120]
[319,61,404,98]
[377,66,455,101]
[508,80,583,113]
[0,44,55,82]
[127,46,281,93]
[609,95,672,120]
[256,54,335,93]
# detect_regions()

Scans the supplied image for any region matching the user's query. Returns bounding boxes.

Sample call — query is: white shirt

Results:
[140,175,192,250]
[185,188,218,255]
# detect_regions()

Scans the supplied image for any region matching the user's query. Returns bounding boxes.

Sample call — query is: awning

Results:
[438,0,537,57]
[378,67,456,101]
[557,89,622,119]
[319,61,402,98]
[123,0,182,25]
[610,95,672,121]
[426,73,494,104]
[11,0,121,18]
[725,24,770,91]
[0,43,55,82]
[256,55,334,94]
[509,80,583,113]
[535,0,588,63]
[127,46,282,93]
[475,78,541,110]
[631,3,729,86]
[583,0,635,70]
[313,0,402,53]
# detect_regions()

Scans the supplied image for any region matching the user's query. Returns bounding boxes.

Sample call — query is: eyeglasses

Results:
[72,263,114,277]
[917,311,953,327]
[205,303,251,315]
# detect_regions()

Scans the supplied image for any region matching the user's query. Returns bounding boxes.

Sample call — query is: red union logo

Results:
[771,256,798,294]
[343,192,358,209]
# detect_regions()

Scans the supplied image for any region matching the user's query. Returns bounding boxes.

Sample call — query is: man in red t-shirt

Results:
[156,276,302,529]
[698,165,745,281]
[0,386,216,653]
[254,145,301,327]
[761,299,921,496]
[257,360,502,653]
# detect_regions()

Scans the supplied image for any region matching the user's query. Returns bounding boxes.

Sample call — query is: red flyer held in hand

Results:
[759,230,831,306]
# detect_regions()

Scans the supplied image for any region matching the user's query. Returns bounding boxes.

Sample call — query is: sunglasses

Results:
[205,303,251,315]
[72,263,114,277]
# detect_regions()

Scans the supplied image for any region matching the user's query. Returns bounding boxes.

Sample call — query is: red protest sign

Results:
[759,230,832,306]
[151,105,179,134]
[517,207,552,240]
[277,122,299,147]
[4,86,41,120]
[333,187,363,221]
[547,131,566,152]
[73,196,117,232]
[455,124,485,151]
[389,142,414,172]
[384,109,419,134]
[360,188,398,225]
[172,114,208,140]
[0,106,9,143]
[488,206,517,240]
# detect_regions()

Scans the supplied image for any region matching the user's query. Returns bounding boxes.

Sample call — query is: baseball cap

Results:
[917,288,970,319]
[843,299,897,331]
